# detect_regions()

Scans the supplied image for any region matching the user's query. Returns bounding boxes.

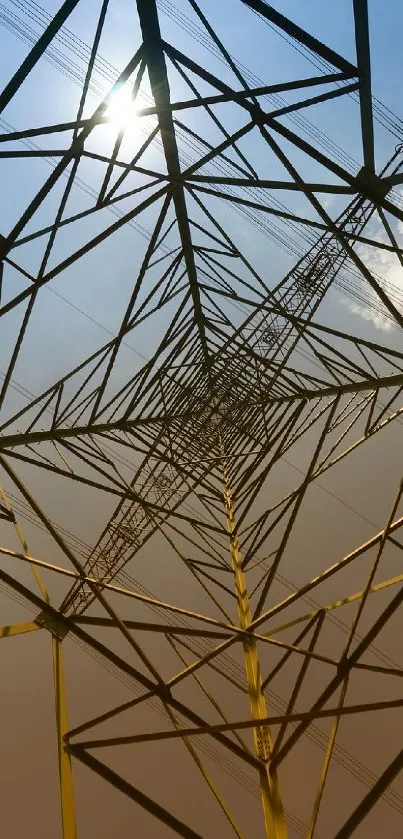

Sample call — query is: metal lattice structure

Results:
[1,1,403,836]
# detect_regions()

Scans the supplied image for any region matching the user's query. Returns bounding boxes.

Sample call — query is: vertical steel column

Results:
[53,637,77,839]
[0,482,77,837]
[221,443,287,839]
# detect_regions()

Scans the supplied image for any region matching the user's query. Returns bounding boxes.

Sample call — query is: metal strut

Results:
[53,637,77,839]
[220,437,287,839]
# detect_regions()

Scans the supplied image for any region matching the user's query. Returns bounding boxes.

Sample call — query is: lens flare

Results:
[105,81,139,131]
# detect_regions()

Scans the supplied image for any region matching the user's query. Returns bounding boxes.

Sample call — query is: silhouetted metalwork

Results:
[1,1,403,837]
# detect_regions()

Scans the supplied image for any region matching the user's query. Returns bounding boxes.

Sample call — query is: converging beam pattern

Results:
[0,2,403,839]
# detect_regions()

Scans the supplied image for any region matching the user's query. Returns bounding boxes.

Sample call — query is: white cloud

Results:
[346,300,393,332]
[341,201,403,332]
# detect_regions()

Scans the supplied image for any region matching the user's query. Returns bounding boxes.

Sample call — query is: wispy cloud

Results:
[346,299,393,331]
[341,206,403,332]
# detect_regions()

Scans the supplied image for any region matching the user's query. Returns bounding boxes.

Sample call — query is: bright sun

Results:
[105,82,139,132]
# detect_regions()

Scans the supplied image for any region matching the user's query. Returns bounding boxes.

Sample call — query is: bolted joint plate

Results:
[35,609,70,641]
[355,166,391,200]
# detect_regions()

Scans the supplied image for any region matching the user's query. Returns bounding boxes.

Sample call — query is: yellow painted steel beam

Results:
[221,444,287,839]
[53,637,77,839]
[71,696,403,750]
[265,570,403,638]
[307,677,349,838]
[0,484,50,601]
[0,483,77,838]
[0,620,42,638]
[162,698,244,838]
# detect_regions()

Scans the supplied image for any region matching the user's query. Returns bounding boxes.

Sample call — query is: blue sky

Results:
[0,0,403,411]
[1,7,403,839]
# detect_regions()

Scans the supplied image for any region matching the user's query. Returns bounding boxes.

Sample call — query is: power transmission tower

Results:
[1,1,403,837]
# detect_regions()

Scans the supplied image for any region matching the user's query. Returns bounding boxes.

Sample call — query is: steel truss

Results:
[1,1,403,837]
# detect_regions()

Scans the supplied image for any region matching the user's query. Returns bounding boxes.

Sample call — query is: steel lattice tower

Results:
[1,1,403,837]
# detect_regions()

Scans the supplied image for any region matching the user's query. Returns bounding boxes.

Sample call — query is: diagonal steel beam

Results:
[0,414,192,451]
[333,749,403,839]
[0,0,81,115]
[240,0,358,75]
[1,370,403,453]
[352,0,375,172]
[268,371,403,404]
[68,746,203,839]
[136,0,210,363]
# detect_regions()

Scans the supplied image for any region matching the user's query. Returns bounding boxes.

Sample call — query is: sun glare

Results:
[106,82,139,132]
